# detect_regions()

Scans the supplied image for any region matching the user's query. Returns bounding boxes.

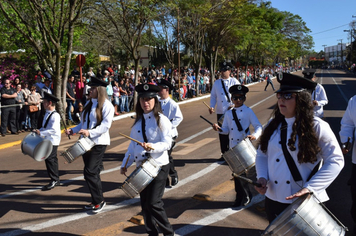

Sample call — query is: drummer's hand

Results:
[247,135,256,141]
[286,188,310,200]
[120,167,127,175]
[212,123,220,131]
[141,142,153,151]
[65,129,72,135]
[342,147,349,155]
[78,129,89,137]
[254,178,268,195]
[313,100,318,106]
[228,105,234,110]
[209,107,214,114]
[34,129,40,135]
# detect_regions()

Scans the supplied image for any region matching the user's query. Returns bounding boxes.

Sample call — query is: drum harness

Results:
[231,108,249,135]
[141,116,151,159]
[43,111,57,129]
[221,79,231,103]
[280,119,348,230]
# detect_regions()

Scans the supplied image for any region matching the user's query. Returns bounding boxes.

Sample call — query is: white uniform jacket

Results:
[312,83,328,118]
[72,98,114,145]
[256,116,344,204]
[121,112,172,168]
[210,77,240,114]
[219,105,262,148]
[159,97,183,138]
[39,110,61,146]
[340,95,356,164]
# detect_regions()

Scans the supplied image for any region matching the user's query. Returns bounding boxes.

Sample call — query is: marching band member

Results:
[35,92,61,190]
[157,79,183,187]
[212,85,262,207]
[65,77,114,213]
[302,69,328,118]
[255,73,344,223]
[339,95,356,234]
[120,84,175,236]
[209,61,240,160]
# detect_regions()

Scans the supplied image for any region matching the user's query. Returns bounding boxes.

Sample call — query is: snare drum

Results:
[121,158,161,198]
[61,137,95,163]
[223,138,256,175]
[263,193,347,236]
[21,132,53,161]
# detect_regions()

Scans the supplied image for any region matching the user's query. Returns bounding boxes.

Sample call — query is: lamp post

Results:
[322,44,327,64]
[344,29,352,65]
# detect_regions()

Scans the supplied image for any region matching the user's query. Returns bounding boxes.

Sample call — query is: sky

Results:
[269,0,356,52]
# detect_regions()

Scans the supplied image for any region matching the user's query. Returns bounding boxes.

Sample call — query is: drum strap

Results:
[141,117,151,158]
[232,109,249,134]
[280,119,321,182]
[43,111,56,129]
[220,80,231,103]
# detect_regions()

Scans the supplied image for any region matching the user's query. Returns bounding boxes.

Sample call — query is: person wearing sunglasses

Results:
[209,61,240,161]
[302,68,328,118]
[254,73,344,223]
[212,84,262,207]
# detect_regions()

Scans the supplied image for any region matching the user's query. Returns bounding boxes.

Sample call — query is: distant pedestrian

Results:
[264,72,275,91]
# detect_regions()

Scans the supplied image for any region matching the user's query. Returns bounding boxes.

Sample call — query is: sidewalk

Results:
[0,94,213,150]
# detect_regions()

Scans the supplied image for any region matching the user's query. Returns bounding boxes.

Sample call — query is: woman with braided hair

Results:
[255,73,344,223]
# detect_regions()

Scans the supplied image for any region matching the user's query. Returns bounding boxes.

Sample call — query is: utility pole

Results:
[344,29,353,65]
[338,39,343,66]
[322,45,327,67]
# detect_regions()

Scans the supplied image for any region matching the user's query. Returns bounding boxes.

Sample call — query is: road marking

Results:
[175,194,265,236]
[327,70,350,103]
[174,138,216,155]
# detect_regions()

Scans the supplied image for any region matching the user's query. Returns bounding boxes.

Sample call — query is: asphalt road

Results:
[0,69,354,236]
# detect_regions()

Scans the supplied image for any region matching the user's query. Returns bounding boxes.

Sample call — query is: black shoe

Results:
[92,201,106,213]
[42,180,60,191]
[84,203,95,210]
[1,134,5,137]
[171,176,179,186]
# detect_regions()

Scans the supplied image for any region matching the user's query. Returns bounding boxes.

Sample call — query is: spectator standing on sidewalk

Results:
[1,78,18,136]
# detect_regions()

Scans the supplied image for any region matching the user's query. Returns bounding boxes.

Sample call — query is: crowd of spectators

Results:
[0,63,302,135]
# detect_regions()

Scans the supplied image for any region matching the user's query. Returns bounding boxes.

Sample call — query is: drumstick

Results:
[119,133,155,150]
[203,101,211,109]
[123,154,130,177]
[200,115,222,132]
[232,173,262,187]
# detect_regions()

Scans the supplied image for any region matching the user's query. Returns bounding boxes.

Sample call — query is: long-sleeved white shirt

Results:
[39,110,61,146]
[340,95,356,164]
[72,98,114,145]
[219,104,262,148]
[121,112,172,168]
[312,83,328,118]
[159,97,183,138]
[256,116,344,204]
[210,77,240,114]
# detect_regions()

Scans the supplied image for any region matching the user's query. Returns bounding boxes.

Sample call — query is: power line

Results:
[311,23,350,36]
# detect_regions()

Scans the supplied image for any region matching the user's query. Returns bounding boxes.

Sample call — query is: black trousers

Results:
[217,114,229,154]
[351,164,356,224]
[140,163,174,236]
[234,173,250,202]
[167,137,177,178]
[265,197,290,223]
[29,110,40,130]
[1,106,17,134]
[45,145,59,182]
[82,145,106,205]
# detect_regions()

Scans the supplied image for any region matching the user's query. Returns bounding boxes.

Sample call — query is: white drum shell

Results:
[263,193,346,236]
[21,133,53,162]
[223,138,256,175]
[61,137,95,163]
[122,158,161,198]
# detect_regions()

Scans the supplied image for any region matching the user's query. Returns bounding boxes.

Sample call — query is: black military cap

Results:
[43,91,59,103]
[302,69,316,79]
[275,72,317,93]
[156,79,174,91]
[88,76,108,87]
[229,84,249,95]
[135,83,160,98]
[220,61,234,71]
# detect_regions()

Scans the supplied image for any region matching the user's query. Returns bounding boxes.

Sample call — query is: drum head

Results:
[33,140,53,161]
